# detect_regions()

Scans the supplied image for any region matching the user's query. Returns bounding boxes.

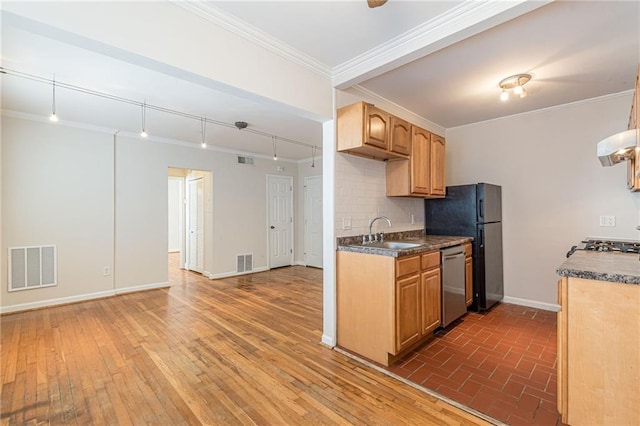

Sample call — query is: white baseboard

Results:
[321,334,336,347]
[115,281,169,295]
[294,260,306,266]
[0,289,115,314]
[203,271,214,279]
[208,266,269,279]
[503,296,560,312]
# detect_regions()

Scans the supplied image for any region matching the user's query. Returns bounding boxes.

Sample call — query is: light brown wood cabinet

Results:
[337,250,441,366]
[556,277,639,425]
[386,126,446,198]
[337,102,409,160]
[464,242,473,307]
[627,64,640,191]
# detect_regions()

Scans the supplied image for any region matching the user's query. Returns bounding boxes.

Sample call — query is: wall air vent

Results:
[236,254,253,273]
[8,245,57,291]
[237,155,255,166]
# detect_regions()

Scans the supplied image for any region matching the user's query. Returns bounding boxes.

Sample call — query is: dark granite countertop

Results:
[337,230,473,258]
[557,251,640,285]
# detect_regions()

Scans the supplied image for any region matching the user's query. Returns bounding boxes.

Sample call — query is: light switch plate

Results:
[342,217,352,230]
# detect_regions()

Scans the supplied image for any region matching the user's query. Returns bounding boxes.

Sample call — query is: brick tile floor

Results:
[387,303,562,425]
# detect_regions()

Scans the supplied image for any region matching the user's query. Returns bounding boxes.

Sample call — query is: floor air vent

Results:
[236,254,253,273]
[9,245,57,291]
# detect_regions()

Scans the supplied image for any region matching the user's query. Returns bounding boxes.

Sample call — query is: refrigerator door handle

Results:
[479,228,484,248]
[478,198,484,222]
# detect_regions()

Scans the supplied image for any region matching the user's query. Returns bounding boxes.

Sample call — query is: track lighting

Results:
[50,74,58,122]
[272,136,278,161]
[201,117,207,148]
[3,68,322,156]
[140,100,148,137]
[498,73,531,101]
[311,146,317,168]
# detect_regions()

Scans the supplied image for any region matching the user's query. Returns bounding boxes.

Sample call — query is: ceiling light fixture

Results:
[201,117,207,148]
[498,73,531,101]
[272,136,278,161]
[50,74,58,122]
[140,99,148,137]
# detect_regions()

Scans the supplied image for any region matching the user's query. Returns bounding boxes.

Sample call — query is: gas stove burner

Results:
[579,239,640,254]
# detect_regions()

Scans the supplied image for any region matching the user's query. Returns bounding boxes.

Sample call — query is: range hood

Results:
[597,128,638,166]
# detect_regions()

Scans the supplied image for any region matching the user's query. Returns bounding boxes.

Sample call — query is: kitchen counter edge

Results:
[557,251,640,285]
[337,236,473,258]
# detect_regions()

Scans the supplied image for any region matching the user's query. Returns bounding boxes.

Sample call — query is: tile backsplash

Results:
[335,153,425,237]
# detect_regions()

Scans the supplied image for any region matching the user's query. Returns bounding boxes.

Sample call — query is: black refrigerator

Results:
[425,183,504,311]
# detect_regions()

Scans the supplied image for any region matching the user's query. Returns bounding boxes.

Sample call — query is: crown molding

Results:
[172,1,332,80]
[333,0,552,89]
[447,89,635,130]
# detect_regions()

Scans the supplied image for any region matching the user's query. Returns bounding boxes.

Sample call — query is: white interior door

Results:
[268,175,293,269]
[187,177,204,273]
[304,176,323,268]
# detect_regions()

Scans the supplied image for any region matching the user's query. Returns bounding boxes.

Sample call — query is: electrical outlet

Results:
[342,217,352,230]
[599,215,616,227]
[103,266,111,277]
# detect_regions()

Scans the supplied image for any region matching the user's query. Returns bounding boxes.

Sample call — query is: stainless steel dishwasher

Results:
[441,245,467,327]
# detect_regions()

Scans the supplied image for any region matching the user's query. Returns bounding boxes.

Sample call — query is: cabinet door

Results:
[430,134,446,196]
[396,274,421,352]
[364,104,390,150]
[421,268,441,336]
[465,256,473,307]
[411,126,431,195]
[390,116,411,156]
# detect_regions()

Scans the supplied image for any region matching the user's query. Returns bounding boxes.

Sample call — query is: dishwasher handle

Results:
[443,251,464,260]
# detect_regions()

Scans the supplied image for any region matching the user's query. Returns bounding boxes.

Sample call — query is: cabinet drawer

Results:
[464,243,472,257]
[396,255,420,278]
[421,251,440,270]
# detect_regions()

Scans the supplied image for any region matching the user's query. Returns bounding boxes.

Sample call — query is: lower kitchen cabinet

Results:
[337,250,442,366]
[557,277,639,425]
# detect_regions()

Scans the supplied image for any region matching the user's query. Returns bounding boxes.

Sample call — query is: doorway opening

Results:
[167,167,212,277]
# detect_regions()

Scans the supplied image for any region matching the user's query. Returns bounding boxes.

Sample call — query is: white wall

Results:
[167,177,183,253]
[446,93,640,308]
[1,116,115,309]
[1,114,309,311]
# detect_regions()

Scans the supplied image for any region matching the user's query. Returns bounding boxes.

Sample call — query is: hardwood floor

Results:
[1,256,491,425]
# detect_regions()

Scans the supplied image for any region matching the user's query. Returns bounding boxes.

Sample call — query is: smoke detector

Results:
[234,121,248,130]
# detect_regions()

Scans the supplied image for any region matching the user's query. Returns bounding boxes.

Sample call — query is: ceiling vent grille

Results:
[237,155,255,166]
[236,254,253,273]
[9,245,57,292]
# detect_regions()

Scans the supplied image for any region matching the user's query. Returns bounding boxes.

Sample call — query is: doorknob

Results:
[270,225,275,229]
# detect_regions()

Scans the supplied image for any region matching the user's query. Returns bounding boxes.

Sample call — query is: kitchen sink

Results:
[367,241,422,250]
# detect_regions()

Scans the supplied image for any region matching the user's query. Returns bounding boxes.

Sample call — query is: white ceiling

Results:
[1,1,639,159]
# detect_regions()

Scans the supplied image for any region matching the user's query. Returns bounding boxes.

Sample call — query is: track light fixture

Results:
[311,146,317,168]
[498,73,531,101]
[3,67,323,155]
[50,74,58,122]
[140,100,148,137]
[201,117,207,148]
[272,136,278,161]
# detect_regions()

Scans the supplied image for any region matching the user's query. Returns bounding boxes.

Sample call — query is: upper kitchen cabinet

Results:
[386,126,446,198]
[337,102,409,161]
[627,65,640,191]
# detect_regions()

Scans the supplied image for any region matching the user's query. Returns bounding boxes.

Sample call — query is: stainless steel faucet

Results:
[368,216,392,242]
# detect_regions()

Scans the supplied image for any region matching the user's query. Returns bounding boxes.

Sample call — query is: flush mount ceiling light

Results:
[498,73,532,101]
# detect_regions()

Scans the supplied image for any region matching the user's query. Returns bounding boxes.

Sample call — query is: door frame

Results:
[303,175,323,268]
[266,174,294,269]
